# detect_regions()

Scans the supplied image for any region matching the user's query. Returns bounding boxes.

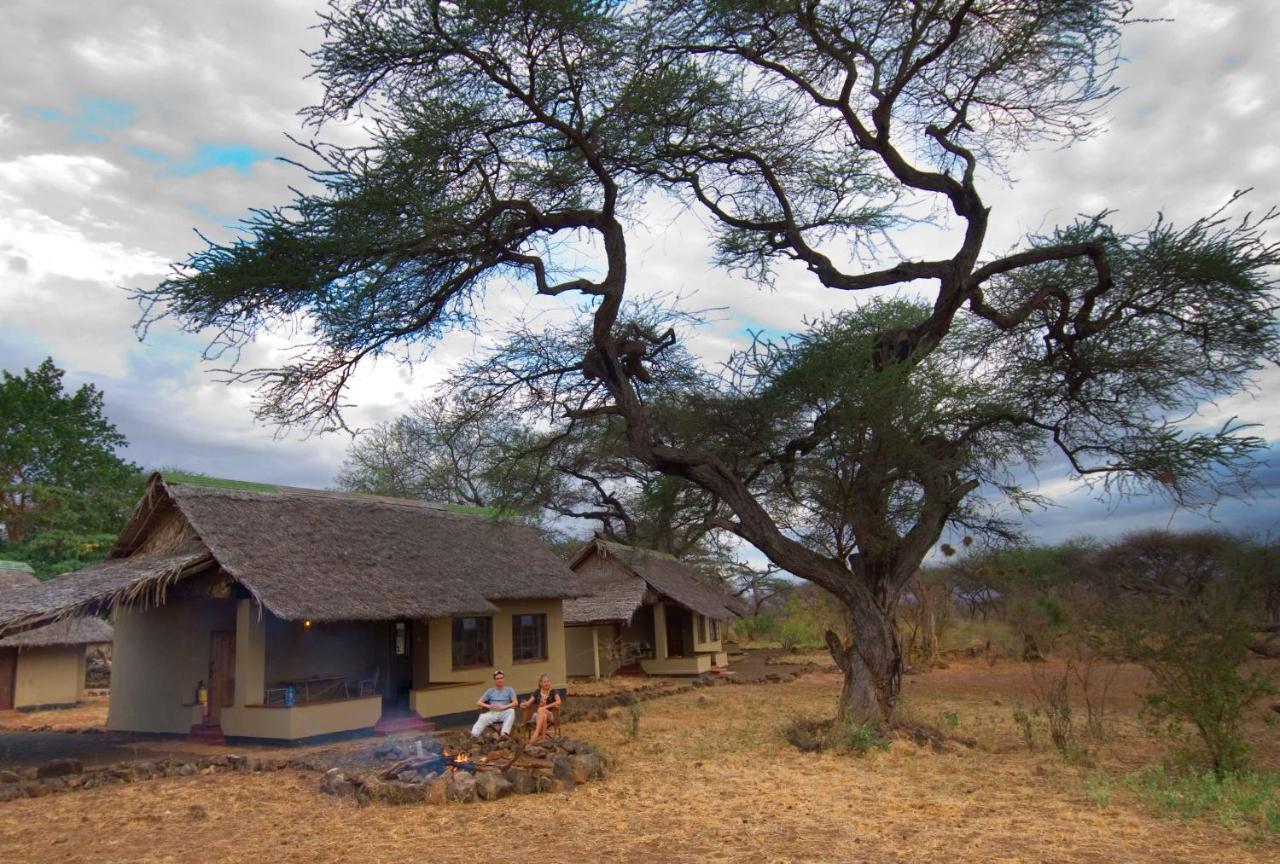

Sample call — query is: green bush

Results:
[1125,766,1280,840]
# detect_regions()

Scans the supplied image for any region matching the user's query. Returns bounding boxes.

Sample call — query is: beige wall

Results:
[12,646,84,708]
[221,695,381,740]
[642,653,712,675]
[411,599,566,718]
[565,624,624,678]
[107,597,237,734]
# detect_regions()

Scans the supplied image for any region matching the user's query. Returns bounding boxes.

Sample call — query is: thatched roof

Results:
[0,617,112,648]
[564,539,743,624]
[0,561,37,592]
[0,474,585,633]
[0,551,213,637]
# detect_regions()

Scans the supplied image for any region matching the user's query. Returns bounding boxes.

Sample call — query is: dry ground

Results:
[0,696,109,733]
[1,661,1277,864]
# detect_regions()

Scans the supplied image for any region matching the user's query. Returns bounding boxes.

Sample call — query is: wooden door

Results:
[0,648,16,711]
[208,631,236,724]
[666,608,686,658]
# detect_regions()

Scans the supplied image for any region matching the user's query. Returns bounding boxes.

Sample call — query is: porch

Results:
[567,601,729,678]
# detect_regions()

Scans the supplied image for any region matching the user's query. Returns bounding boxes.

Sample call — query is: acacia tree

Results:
[138,1,1279,728]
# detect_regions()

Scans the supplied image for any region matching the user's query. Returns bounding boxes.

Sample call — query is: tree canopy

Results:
[0,358,143,577]
[138,0,1280,727]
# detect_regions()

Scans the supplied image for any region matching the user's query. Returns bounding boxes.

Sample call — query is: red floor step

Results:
[188,723,225,745]
[374,714,436,736]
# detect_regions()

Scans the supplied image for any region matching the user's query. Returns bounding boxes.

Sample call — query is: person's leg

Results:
[499,707,516,736]
[531,707,548,741]
[471,711,497,737]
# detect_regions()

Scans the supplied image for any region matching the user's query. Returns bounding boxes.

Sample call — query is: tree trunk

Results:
[825,599,903,731]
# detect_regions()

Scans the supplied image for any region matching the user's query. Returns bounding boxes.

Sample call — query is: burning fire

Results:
[443,749,474,771]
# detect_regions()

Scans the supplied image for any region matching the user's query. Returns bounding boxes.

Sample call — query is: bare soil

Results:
[1,661,1277,863]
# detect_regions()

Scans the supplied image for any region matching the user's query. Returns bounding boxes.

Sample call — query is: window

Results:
[512,613,547,662]
[451,617,492,668]
[709,619,719,641]
[697,614,707,643]
[394,621,408,656]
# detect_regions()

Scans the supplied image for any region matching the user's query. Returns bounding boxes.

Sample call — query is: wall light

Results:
[303,620,312,629]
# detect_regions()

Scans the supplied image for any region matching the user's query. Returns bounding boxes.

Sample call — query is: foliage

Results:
[1124,766,1280,841]
[1087,531,1276,775]
[0,358,143,578]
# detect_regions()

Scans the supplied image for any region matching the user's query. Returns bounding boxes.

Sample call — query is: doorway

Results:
[666,607,690,658]
[207,631,236,725]
[0,648,16,711]
[389,620,413,708]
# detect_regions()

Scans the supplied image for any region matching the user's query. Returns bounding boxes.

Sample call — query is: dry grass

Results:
[2,663,1278,863]
[0,695,109,732]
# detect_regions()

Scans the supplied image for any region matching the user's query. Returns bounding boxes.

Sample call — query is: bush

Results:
[619,696,641,740]
[783,717,828,753]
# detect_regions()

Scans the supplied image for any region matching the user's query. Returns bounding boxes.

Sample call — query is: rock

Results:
[571,753,604,782]
[415,737,444,754]
[22,781,50,799]
[447,771,477,803]
[0,770,20,784]
[41,777,68,793]
[319,769,349,796]
[109,766,135,783]
[188,804,209,820]
[1271,699,1280,715]
[697,695,710,705]
[380,781,429,805]
[535,772,556,793]
[475,771,513,801]
[550,757,577,790]
[35,758,83,779]
[504,767,537,795]
[226,755,248,771]
[177,763,197,777]
[424,777,448,805]
[134,762,156,780]
[0,784,24,802]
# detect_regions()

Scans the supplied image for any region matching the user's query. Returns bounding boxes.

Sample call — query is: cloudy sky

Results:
[1,0,1277,548]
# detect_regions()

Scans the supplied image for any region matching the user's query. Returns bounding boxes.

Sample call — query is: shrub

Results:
[836,719,890,755]
[1125,766,1280,841]
[619,696,641,740]
[783,716,828,753]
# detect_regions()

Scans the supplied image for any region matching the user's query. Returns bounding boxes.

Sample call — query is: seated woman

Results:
[521,673,563,743]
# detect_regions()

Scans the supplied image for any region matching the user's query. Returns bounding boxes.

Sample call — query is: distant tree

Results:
[136,1,1280,729]
[0,358,142,576]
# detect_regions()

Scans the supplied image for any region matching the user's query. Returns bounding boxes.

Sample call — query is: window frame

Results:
[451,616,493,670]
[511,612,548,663]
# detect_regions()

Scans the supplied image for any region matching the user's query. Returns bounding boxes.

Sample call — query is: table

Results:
[266,675,347,705]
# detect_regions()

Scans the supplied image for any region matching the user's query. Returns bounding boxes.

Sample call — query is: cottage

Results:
[0,561,112,711]
[563,539,742,678]
[0,474,585,744]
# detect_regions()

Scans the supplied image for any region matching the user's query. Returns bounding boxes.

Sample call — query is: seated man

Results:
[471,669,518,739]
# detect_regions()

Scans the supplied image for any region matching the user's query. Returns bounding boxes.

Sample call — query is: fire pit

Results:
[317,731,606,805]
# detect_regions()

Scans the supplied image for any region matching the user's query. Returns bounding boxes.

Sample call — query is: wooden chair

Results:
[520,687,566,738]
[348,666,380,698]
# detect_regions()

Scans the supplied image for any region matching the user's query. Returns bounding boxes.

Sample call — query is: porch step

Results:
[374,714,436,736]
[614,663,646,677]
[188,723,225,745]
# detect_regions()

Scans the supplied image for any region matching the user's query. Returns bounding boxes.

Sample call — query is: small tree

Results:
[1087,531,1275,775]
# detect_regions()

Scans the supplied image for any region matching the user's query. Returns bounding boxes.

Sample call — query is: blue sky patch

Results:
[167,142,273,176]
[34,96,136,143]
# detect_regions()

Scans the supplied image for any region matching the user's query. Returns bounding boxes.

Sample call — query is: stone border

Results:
[0,753,297,803]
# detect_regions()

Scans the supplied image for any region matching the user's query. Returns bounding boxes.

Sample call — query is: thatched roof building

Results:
[0,561,113,648]
[0,473,585,637]
[564,539,743,626]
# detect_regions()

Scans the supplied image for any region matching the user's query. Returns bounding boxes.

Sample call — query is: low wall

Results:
[221,695,382,742]
[641,654,712,676]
